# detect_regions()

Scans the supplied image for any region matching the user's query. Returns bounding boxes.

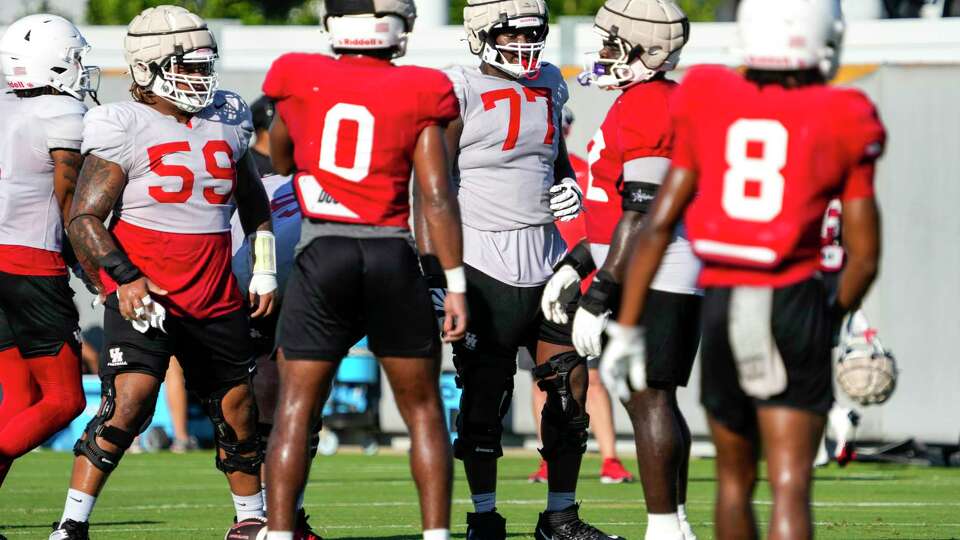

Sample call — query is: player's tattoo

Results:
[67,155,127,281]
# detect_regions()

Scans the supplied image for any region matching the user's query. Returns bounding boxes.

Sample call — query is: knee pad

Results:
[204,384,264,476]
[73,376,149,473]
[452,352,515,461]
[534,351,589,460]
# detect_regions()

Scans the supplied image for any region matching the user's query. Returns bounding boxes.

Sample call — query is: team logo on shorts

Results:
[107,347,127,367]
[464,332,478,351]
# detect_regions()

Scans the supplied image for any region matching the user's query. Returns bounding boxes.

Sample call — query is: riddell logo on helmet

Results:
[337,38,386,47]
[6,80,31,88]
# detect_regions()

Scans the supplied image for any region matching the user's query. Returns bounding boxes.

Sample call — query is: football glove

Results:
[549,177,582,221]
[130,295,166,334]
[541,265,580,325]
[599,321,647,402]
[572,306,608,359]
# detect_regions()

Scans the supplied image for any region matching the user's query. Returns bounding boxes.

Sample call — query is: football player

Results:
[261,0,468,538]
[527,106,634,486]
[416,1,619,539]
[0,14,98,488]
[249,95,276,177]
[541,2,700,538]
[50,6,277,539]
[602,1,885,538]
[229,172,322,539]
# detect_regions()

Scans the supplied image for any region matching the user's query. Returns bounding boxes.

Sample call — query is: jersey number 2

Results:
[722,119,788,222]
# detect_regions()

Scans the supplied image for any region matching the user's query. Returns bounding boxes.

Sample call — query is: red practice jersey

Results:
[672,66,885,287]
[583,80,676,246]
[263,53,459,228]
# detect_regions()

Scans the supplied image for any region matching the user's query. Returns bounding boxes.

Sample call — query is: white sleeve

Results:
[39,98,86,151]
[623,156,672,186]
[81,105,134,171]
[442,66,468,118]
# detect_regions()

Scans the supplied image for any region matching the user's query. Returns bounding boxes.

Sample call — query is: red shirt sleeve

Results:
[669,76,699,171]
[619,84,674,161]
[837,89,886,201]
[262,53,295,100]
[416,69,460,133]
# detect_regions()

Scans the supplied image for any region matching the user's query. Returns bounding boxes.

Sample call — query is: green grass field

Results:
[2,450,959,539]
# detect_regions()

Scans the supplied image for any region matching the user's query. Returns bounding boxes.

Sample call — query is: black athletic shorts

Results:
[640,289,702,388]
[276,235,439,360]
[100,295,253,398]
[0,271,80,358]
[452,265,573,364]
[700,277,834,435]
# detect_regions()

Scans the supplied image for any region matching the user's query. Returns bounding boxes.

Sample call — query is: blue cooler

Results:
[322,337,380,432]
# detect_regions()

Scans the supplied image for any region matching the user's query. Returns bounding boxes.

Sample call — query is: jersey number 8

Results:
[722,119,788,222]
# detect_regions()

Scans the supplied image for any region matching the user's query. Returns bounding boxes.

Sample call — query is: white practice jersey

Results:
[81,90,253,234]
[445,64,569,287]
[0,94,86,253]
[231,174,300,294]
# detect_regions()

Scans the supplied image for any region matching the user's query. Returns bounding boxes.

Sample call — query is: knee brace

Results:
[73,376,150,473]
[452,352,515,461]
[204,385,264,476]
[534,351,589,460]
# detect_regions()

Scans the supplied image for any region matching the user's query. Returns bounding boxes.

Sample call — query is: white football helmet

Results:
[737,0,845,80]
[579,0,689,90]
[321,0,417,59]
[463,0,549,79]
[124,5,219,113]
[835,310,897,406]
[0,14,99,100]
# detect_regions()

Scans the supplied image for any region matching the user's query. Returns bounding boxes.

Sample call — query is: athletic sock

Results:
[232,490,265,520]
[546,491,575,512]
[645,512,683,540]
[471,492,496,513]
[60,488,97,525]
[677,504,696,539]
[266,532,293,540]
[423,528,451,540]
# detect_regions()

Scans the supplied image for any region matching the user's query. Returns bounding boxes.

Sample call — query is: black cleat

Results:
[49,519,89,540]
[466,509,507,540]
[295,507,324,540]
[534,504,623,540]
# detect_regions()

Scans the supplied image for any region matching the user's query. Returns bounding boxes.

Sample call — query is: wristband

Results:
[579,270,621,316]
[252,231,277,274]
[100,250,143,285]
[553,242,596,279]
[444,266,467,294]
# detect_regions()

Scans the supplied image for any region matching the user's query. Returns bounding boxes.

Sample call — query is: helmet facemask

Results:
[149,48,219,113]
[481,16,548,79]
[579,27,677,90]
[59,45,101,100]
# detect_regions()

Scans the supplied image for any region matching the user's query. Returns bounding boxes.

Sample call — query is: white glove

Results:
[249,272,278,297]
[572,306,609,359]
[541,265,581,324]
[599,321,647,402]
[130,295,166,334]
[549,177,582,222]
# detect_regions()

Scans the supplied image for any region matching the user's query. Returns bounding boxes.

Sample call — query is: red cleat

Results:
[528,460,549,483]
[600,458,634,484]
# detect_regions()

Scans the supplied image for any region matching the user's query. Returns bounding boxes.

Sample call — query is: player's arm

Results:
[549,136,582,222]
[413,123,468,342]
[414,116,462,257]
[67,155,167,320]
[616,166,698,326]
[268,112,295,176]
[234,150,277,318]
[52,149,102,294]
[836,191,881,312]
